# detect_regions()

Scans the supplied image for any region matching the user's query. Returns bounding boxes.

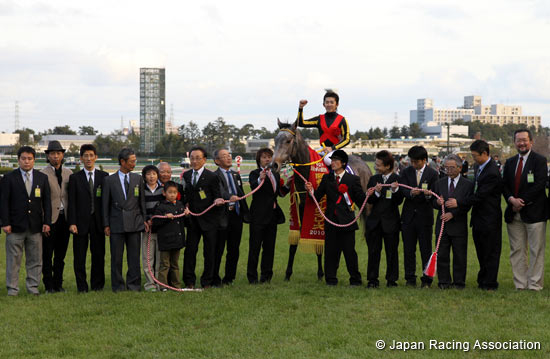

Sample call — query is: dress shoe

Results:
[421,282,431,288]
[386,281,398,287]
[367,282,379,289]
[405,280,417,287]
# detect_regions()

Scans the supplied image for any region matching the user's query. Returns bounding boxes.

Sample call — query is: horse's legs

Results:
[317,254,324,281]
[285,245,298,281]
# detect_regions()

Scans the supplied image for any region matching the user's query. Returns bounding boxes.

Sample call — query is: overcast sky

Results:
[1,0,549,135]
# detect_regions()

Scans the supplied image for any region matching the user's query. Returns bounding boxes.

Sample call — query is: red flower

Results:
[177,192,181,201]
[338,184,348,194]
[280,178,285,187]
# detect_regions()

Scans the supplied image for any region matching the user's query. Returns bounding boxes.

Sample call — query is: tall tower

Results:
[139,68,166,153]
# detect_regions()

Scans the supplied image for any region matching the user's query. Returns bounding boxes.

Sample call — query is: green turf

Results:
[0,191,549,358]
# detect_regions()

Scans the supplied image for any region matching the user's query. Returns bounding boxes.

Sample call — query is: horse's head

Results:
[271,118,297,173]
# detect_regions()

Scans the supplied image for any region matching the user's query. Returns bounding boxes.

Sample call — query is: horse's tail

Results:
[348,155,373,240]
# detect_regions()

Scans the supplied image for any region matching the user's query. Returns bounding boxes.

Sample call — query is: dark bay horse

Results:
[271,119,373,281]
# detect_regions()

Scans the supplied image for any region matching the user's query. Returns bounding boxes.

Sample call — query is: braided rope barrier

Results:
[291,168,445,277]
[145,176,267,292]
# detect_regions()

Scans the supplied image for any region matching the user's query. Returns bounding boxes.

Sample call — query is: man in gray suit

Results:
[102,148,148,292]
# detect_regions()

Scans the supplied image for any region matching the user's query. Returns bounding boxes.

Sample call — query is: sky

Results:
[1,0,549,135]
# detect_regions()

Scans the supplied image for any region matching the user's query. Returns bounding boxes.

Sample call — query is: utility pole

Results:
[14,101,20,131]
[446,123,451,154]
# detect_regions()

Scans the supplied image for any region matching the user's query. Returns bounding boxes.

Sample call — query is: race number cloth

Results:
[288,147,329,254]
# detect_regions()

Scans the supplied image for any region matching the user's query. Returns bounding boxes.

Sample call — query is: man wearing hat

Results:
[306,150,365,286]
[41,140,73,293]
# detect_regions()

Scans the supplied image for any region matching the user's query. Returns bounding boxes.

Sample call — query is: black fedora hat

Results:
[45,140,66,153]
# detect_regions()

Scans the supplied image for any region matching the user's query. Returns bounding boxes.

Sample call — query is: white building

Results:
[411,96,542,134]
[0,133,20,154]
[0,133,20,146]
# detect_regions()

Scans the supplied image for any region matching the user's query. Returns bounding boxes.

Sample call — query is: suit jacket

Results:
[68,169,109,235]
[502,151,548,224]
[432,176,474,237]
[314,171,366,232]
[366,173,403,233]
[399,165,439,226]
[41,164,72,223]
[182,168,222,231]
[462,159,502,229]
[215,167,250,228]
[0,168,52,233]
[249,168,285,226]
[102,171,146,234]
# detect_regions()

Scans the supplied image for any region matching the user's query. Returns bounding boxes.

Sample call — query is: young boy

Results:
[297,91,350,167]
[153,181,186,290]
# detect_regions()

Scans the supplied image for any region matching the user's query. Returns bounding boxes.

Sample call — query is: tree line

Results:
[11,119,550,158]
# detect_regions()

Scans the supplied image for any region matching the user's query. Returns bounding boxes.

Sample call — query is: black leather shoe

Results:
[386,281,398,287]
[367,282,379,289]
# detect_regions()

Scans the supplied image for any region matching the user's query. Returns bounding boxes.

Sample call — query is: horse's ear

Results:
[291,120,298,132]
[277,118,284,129]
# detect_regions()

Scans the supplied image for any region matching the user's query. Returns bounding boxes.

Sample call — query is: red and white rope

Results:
[291,168,446,270]
[145,176,267,292]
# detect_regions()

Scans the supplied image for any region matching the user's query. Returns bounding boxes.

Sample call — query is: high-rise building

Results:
[139,68,166,153]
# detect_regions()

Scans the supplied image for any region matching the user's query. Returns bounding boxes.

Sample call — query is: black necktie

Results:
[124,174,130,199]
[89,172,94,214]
[449,178,455,198]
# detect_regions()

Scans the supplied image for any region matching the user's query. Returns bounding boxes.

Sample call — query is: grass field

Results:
[1,190,549,358]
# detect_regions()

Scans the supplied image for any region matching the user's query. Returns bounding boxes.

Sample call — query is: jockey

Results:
[297,91,350,168]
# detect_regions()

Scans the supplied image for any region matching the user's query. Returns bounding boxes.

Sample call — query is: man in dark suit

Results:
[502,129,548,291]
[451,140,502,290]
[365,150,403,288]
[432,154,474,289]
[182,146,224,289]
[102,148,148,292]
[68,144,109,292]
[399,145,439,288]
[1,146,51,296]
[248,148,286,284]
[213,148,250,286]
[306,150,365,286]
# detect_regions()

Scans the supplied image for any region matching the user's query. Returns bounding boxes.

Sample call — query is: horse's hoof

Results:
[317,274,324,281]
[284,273,292,281]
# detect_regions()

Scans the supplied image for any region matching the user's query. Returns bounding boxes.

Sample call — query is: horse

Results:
[271,119,373,281]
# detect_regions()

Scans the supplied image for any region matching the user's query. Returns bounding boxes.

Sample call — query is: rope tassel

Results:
[424,252,437,278]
